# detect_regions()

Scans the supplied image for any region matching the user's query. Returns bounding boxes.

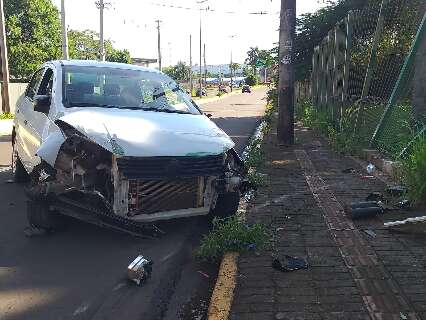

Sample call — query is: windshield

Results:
[62,65,201,115]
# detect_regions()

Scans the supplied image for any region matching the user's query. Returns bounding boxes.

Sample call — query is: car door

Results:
[15,68,45,171]
[16,67,54,172]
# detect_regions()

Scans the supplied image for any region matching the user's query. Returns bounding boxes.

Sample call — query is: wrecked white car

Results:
[12,60,247,235]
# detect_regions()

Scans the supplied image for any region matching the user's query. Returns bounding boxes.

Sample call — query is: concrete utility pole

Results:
[0,0,10,113]
[96,0,106,61]
[197,0,207,95]
[156,20,162,71]
[61,0,69,59]
[203,43,207,86]
[229,35,236,92]
[189,34,193,95]
[199,14,202,93]
[230,51,233,92]
[277,0,296,145]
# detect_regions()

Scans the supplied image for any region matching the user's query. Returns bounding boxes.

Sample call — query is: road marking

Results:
[73,303,90,316]
[160,249,179,263]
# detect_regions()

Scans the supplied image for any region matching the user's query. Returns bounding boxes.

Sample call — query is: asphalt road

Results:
[0,87,267,320]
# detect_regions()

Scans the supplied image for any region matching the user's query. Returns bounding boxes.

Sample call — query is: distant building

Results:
[132,58,158,68]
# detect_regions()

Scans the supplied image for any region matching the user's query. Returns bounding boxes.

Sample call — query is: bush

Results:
[245,74,259,86]
[0,113,14,120]
[266,87,277,108]
[402,135,426,204]
[196,216,271,261]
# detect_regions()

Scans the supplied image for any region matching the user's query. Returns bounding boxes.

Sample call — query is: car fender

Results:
[35,130,65,167]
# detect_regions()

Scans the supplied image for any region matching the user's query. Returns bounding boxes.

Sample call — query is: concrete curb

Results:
[207,252,239,320]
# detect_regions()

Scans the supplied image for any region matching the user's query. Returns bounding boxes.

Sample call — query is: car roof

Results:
[47,59,161,74]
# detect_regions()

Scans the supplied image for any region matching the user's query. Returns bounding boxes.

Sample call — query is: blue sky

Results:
[53,0,327,66]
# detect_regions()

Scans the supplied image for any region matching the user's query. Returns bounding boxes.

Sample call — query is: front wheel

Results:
[210,192,240,218]
[27,200,61,231]
[14,154,30,183]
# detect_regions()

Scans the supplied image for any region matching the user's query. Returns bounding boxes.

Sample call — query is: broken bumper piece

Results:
[128,255,153,285]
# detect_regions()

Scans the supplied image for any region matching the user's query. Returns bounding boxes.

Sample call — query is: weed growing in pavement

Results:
[196,216,271,262]
[401,135,426,204]
[0,113,13,120]
[244,137,265,169]
[247,171,268,187]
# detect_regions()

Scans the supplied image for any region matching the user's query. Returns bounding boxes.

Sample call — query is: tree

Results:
[68,30,131,63]
[229,62,240,75]
[294,0,371,80]
[5,0,62,80]
[162,61,191,81]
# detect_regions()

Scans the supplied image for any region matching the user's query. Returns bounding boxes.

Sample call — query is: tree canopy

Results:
[294,0,372,80]
[68,30,131,64]
[5,0,131,81]
[5,0,62,80]
[163,61,191,81]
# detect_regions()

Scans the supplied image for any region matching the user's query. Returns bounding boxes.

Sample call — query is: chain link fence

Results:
[309,0,426,159]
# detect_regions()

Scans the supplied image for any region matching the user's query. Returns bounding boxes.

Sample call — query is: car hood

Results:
[56,108,234,157]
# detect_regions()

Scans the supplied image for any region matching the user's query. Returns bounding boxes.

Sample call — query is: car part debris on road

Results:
[367,163,376,174]
[272,255,308,272]
[386,185,407,197]
[363,229,377,238]
[346,201,384,220]
[127,255,153,285]
[366,192,384,202]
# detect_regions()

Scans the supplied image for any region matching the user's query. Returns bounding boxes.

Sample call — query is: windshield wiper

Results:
[67,102,141,110]
[140,107,191,114]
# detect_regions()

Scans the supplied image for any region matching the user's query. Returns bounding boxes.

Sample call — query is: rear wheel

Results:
[210,192,240,218]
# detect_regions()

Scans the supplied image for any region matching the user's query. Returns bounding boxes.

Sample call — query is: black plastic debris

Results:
[386,186,407,197]
[272,255,308,272]
[127,255,153,285]
[397,199,411,209]
[366,192,384,202]
[23,226,49,237]
[363,229,377,238]
[346,201,384,220]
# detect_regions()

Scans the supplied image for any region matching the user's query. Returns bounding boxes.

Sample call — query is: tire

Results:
[210,192,240,218]
[14,155,30,183]
[26,200,60,231]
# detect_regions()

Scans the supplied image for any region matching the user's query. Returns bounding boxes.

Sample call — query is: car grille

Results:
[116,155,224,179]
[128,178,201,215]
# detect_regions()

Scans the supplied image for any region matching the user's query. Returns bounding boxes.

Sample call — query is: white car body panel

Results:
[55,108,234,158]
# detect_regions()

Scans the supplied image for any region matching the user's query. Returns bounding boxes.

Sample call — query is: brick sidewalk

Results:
[230,122,426,320]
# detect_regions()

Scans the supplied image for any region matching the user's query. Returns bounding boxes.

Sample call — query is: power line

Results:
[148,2,278,15]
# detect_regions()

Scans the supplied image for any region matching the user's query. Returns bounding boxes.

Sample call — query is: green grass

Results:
[196,216,271,262]
[0,113,14,120]
[401,134,426,205]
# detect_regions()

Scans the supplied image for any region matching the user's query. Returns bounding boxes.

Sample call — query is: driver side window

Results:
[38,68,54,96]
[25,69,45,100]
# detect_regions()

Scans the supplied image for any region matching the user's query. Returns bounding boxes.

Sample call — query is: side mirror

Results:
[33,95,51,114]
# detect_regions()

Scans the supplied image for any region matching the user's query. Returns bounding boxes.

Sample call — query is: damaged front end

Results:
[28,121,247,235]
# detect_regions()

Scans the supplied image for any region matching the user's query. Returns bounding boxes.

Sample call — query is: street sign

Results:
[255,59,266,67]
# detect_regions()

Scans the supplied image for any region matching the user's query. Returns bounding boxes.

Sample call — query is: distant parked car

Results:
[242,85,251,93]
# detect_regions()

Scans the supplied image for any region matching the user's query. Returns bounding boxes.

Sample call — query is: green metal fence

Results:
[310,0,426,159]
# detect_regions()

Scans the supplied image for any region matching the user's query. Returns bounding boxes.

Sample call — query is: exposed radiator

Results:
[128,178,203,215]
[116,155,225,179]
